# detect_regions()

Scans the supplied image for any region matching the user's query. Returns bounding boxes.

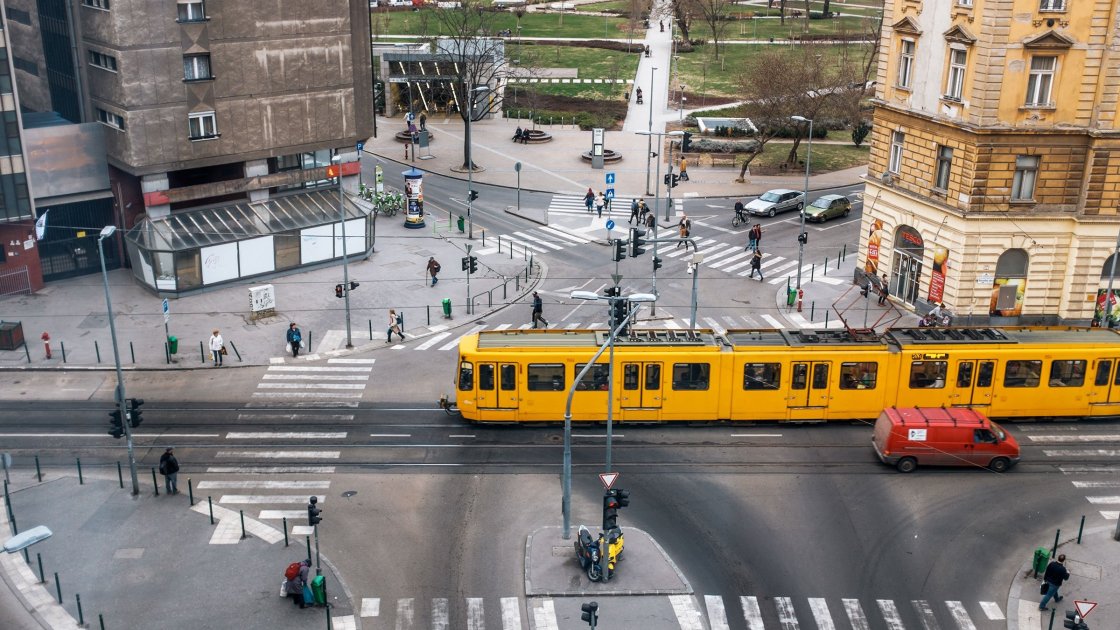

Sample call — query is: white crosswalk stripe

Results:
[741,596,765,630]
[878,599,905,630]
[842,598,870,630]
[253,363,373,399]
[912,599,941,630]
[705,595,729,630]
[946,601,977,630]
[669,595,705,630]
[979,601,1004,620]
[775,596,800,629]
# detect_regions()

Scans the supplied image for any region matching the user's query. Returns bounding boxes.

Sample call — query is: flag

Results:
[34,210,48,240]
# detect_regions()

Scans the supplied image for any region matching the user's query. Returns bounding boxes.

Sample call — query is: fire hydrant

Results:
[41,331,51,359]
[796,288,804,313]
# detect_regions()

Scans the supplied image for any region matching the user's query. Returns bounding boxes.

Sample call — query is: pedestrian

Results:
[1039,553,1069,610]
[286,323,303,358]
[747,223,763,251]
[636,87,643,103]
[531,292,549,328]
[595,191,605,218]
[419,112,427,131]
[749,250,764,280]
[679,157,689,181]
[285,559,310,609]
[387,309,405,343]
[639,199,650,222]
[584,188,595,213]
[659,19,664,32]
[676,213,692,250]
[514,126,523,142]
[644,211,655,231]
[734,199,746,224]
[878,273,890,305]
[209,328,224,366]
[158,447,179,494]
[426,256,441,286]
[629,198,640,224]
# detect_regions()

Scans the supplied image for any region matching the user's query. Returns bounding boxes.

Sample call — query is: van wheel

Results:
[988,457,1011,473]
[896,457,917,473]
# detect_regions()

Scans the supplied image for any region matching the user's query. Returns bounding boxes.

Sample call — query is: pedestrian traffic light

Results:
[108,409,124,439]
[334,283,344,298]
[611,239,625,262]
[682,131,693,153]
[628,227,646,258]
[461,256,470,271]
[468,256,479,274]
[602,491,620,531]
[580,602,598,628]
[663,174,680,188]
[349,281,360,291]
[468,189,479,203]
[797,232,809,245]
[128,398,144,428]
[652,256,662,271]
[307,496,322,526]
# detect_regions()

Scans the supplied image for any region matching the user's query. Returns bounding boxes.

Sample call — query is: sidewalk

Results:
[1,471,356,630]
[1008,526,1118,630]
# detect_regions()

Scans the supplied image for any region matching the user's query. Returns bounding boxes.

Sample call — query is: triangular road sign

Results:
[1074,601,1097,618]
[598,472,618,490]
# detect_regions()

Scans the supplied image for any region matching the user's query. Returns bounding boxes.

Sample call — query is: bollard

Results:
[497,234,501,253]
[842,243,847,260]
[515,275,520,291]
[165,342,170,365]
[1051,528,1060,558]
[283,517,289,547]
[368,319,373,340]
[95,340,101,363]
[810,263,815,283]
[482,230,486,246]
[54,572,61,604]
[327,607,333,629]
[116,461,123,488]
[76,593,85,625]
[488,292,493,308]
[35,455,41,482]
[823,257,828,275]
[208,496,214,525]
[308,331,312,351]
[306,536,312,560]
[1114,512,1120,541]
[824,311,829,328]
[24,342,30,363]
[229,341,242,362]
[188,478,194,506]
[810,301,815,321]
[36,552,44,583]
[60,341,66,363]
[99,614,105,630]
[427,305,431,326]
[240,509,247,539]
[1077,514,1085,543]
[129,341,135,364]
[837,250,842,269]
[151,467,159,496]
[77,458,83,485]
[200,340,205,363]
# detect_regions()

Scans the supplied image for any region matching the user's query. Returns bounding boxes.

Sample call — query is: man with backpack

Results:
[283,559,312,609]
[158,447,179,494]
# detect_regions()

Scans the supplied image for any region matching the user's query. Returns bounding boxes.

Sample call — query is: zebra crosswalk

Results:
[1024,426,1120,520]
[254,359,375,400]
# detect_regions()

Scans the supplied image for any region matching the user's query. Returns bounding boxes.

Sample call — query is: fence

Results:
[0,266,31,297]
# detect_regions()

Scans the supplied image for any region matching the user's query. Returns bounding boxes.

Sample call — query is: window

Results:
[957,0,973,5]
[188,112,217,140]
[672,363,710,390]
[11,57,37,76]
[1049,360,1086,387]
[1025,56,1056,106]
[945,49,967,100]
[935,145,953,190]
[623,364,661,390]
[178,1,206,21]
[909,361,948,389]
[1039,0,1065,11]
[1004,360,1042,388]
[526,364,563,391]
[89,51,118,72]
[96,108,124,130]
[500,364,516,391]
[478,364,494,391]
[575,363,610,391]
[82,0,110,9]
[1094,360,1112,386]
[956,362,973,388]
[742,363,780,390]
[1011,155,1039,201]
[458,361,474,391]
[889,131,904,174]
[840,362,878,390]
[183,55,211,81]
[897,40,915,89]
[5,7,31,24]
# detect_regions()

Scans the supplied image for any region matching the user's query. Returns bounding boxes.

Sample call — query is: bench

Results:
[511,129,553,144]
[708,153,739,168]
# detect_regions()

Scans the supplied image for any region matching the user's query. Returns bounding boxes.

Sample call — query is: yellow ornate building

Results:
[862,0,1120,324]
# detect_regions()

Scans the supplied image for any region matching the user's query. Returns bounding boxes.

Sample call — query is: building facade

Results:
[862,0,1120,325]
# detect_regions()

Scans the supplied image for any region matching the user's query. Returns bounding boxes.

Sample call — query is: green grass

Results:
[370,8,629,39]
[578,0,641,14]
[507,44,639,99]
[673,43,873,99]
[694,14,880,41]
[750,140,869,173]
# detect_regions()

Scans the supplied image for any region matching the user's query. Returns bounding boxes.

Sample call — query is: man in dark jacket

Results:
[531,292,548,329]
[158,447,179,494]
[1039,553,1069,610]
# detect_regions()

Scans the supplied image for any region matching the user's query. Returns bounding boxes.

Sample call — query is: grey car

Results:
[745,189,805,217]
[803,194,852,223]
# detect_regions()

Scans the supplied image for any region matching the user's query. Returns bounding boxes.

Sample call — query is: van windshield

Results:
[990,422,1007,441]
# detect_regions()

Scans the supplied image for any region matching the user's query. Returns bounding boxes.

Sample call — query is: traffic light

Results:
[128,398,144,428]
[108,409,124,439]
[652,256,662,271]
[335,283,344,298]
[602,491,620,531]
[611,239,625,262]
[603,286,621,298]
[461,256,470,271]
[580,602,598,628]
[468,189,479,203]
[797,232,809,245]
[682,131,693,153]
[615,488,630,507]
[468,256,479,274]
[610,299,629,335]
[349,281,359,291]
[663,174,680,188]
[627,227,646,258]
[1064,611,1089,630]
[307,496,322,526]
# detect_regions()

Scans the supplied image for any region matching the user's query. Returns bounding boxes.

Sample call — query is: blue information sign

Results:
[605,188,615,200]
[606,172,616,185]
[605,220,616,231]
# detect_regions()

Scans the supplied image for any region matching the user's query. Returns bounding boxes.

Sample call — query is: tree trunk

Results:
[786,135,804,168]
[780,0,785,25]
[737,150,762,181]
[822,0,831,17]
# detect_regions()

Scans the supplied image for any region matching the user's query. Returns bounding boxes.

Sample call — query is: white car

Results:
[745,189,805,217]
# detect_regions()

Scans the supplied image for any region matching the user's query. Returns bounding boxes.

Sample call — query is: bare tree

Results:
[782,47,838,165]
[684,0,734,60]
[669,1,693,41]
[831,14,884,140]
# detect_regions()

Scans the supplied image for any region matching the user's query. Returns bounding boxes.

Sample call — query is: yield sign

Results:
[599,472,619,490]
[1074,601,1097,618]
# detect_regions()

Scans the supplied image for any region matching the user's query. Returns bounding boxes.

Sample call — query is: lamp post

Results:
[465,85,489,240]
[97,226,139,496]
[637,130,684,316]
[645,66,656,197]
[332,156,354,349]
[791,115,813,290]
[561,291,656,540]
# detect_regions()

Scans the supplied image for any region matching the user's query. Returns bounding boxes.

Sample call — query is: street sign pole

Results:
[161,299,171,351]
[465,244,473,316]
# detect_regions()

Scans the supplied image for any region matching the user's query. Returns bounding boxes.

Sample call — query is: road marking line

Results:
[439,324,486,351]
[256,383,366,390]
[266,366,373,372]
[226,432,347,439]
[541,225,592,243]
[216,451,341,459]
[1028,434,1120,442]
[705,595,729,630]
[710,251,751,268]
[1043,449,1120,456]
[327,358,377,364]
[946,601,976,630]
[500,597,521,630]
[911,600,940,630]
[877,600,905,630]
[1101,510,1118,519]
[316,329,346,353]
[493,324,512,331]
[668,595,705,630]
[703,317,725,334]
[740,596,764,630]
[207,466,336,474]
[360,598,379,618]
[466,597,485,630]
[250,392,363,399]
[532,599,559,630]
[219,495,326,504]
[1085,495,1120,504]
[197,481,331,489]
[1071,481,1120,487]
[431,598,449,630]
[0,432,207,438]
[258,510,313,520]
[808,598,835,630]
[513,231,564,250]
[415,332,453,350]
[262,374,369,381]
[1059,465,1120,473]
[842,599,869,630]
[761,314,785,328]
[235,413,354,421]
[775,596,800,629]
[370,433,412,438]
[331,615,356,630]
[729,433,783,438]
[397,598,415,629]
[664,320,681,329]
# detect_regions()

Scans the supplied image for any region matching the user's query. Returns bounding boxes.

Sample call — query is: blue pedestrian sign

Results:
[606,172,616,185]
[605,220,616,231]
[605,188,615,200]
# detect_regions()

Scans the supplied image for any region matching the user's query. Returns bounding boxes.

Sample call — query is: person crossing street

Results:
[531,292,549,329]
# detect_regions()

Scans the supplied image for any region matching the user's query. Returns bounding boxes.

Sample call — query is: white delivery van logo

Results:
[908,428,928,441]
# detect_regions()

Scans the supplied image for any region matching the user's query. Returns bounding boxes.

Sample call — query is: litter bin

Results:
[457,215,465,233]
[310,575,327,605]
[167,336,178,354]
[1032,547,1050,575]
[786,287,796,308]
[442,298,452,319]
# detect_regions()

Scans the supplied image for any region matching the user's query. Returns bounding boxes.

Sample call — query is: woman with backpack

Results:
[387,309,405,343]
[286,323,303,358]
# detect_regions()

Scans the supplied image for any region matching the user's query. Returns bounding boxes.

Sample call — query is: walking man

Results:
[419,112,427,131]
[595,191,606,218]
[286,323,303,358]
[158,447,179,494]
[426,256,441,286]
[629,198,640,224]
[644,211,656,231]
[676,213,693,250]
[749,250,764,280]
[747,223,763,252]
[1039,553,1069,610]
[679,157,689,181]
[531,292,549,329]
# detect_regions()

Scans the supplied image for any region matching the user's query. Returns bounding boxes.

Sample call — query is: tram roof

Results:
[474,329,721,349]
[886,326,1120,346]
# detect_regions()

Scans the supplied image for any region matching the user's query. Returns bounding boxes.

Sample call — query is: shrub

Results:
[851,121,872,147]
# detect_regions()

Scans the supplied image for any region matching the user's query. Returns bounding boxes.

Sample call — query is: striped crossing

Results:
[254,359,374,400]
[1034,430,1120,520]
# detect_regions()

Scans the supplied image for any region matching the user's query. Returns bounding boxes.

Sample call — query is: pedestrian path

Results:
[254,358,376,400]
[1021,426,1120,521]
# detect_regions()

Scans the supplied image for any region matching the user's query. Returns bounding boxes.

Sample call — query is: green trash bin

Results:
[1032,547,1050,574]
[457,215,465,233]
[786,287,797,307]
[442,298,452,319]
[310,575,326,605]
[167,336,178,354]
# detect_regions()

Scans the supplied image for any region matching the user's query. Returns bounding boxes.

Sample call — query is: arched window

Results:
[990,249,1029,317]
[1100,253,1120,280]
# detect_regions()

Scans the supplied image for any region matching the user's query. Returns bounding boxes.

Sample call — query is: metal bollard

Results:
[306,536,312,560]
[427,305,431,326]
[228,341,242,362]
[482,230,486,246]
[23,343,29,364]
[837,250,842,268]
[842,243,847,260]
[327,607,333,629]
[240,509,247,539]
[188,478,194,506]
[810,264,815,283]
[308,331,312,351]
[515,275,520,291]
[200,341,205,363]
[503,281,507,300]
[54,572,61,604]
[824,311,829,328]
[60,341,66,363]
[116,461,123,488]
[95,340,101,363]
[368,320,373,340]
[129,341,135,364]
[99,613,105,630]
[1051,528,1060,558]
[208,496,214,525]
[77,458,83,485]
[165,342,170,364]
[1077,515,1085,543]
[35,455,41,482]
[76,593,84,625]
[810,301,815,320]
[824,257,828,275]
[36,552,44,583]
[497,235,501,253]
[283,517,289,547]
[151,468,159,496]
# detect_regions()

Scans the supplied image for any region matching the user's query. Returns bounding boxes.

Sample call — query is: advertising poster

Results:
[865,218,884,274]
[928,245,949,304]
[1093,289,1120,327]
[375,165,384,194]
[403,170,425,228]
[989,277,1026,317]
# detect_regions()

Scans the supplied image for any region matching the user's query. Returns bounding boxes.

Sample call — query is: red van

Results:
[872,407,1020,473]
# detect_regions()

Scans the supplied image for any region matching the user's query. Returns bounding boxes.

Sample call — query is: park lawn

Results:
[370,8,629,39]
[509,81,627,100]
[694,14,879,41]
[518,44,640,78]
[578,0,640,14]
[748,140,869,173]
[673,43,872,99]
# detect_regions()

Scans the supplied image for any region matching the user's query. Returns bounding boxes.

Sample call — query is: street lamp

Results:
[465,85,490,240]
[561,291,656,540]
[645,66,656,197]
[97,225,139,496]
[332,156,354,349]
[636,130,684,318]
[791,115,813,290]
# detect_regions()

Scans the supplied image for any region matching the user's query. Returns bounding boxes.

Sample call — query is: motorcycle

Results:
[574,525,625,582]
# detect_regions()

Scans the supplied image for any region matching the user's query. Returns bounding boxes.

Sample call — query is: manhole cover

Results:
[551,546,570,557]
[341,491,357,498]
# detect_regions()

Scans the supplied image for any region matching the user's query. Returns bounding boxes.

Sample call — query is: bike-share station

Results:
[403,168,426,228]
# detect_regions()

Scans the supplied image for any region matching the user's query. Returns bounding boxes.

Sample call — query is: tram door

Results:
[949,360,995,408]
[476,363,518,409]
[1087,358,1120,415]
[788,362,830,419]
[620,362,663,421]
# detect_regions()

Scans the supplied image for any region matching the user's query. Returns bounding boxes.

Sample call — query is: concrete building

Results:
[862,0,1120,325]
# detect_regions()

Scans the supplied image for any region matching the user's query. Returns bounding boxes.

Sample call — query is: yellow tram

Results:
[451,326,1120,423]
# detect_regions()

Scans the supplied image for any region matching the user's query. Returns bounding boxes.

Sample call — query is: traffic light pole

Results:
[98,231,139,497]
[465,244,473,315]
[338,163,354,349]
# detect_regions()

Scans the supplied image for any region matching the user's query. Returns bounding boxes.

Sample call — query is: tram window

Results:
[1004,360,1042,388]
[458,362,474,391]
[839,362,877,390]
[623,364,640,390]
[743,363,781,390]
[811,364,829,389]
[909,361,948,389]
[792,364,808,390]
[1096,360,1113,386]
[977,361,994,387]
[526,364,563,391]
[645,364,661,390]
[956,362,973,388]
[500,364,518,391]
[672,363,710,390]
[1048,360,1086,387]
[477,364,494,391]
[576,363,610,391]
